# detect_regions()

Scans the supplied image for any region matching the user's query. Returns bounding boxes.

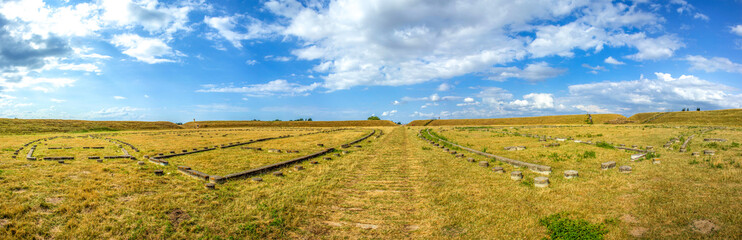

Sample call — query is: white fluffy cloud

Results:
[604,56,625,65]
[204,15,278,48]
[113,96,126,100]
[685,55,742,73]
[381,110,397,116]
[732,25,742,37]
[100,0,198,37]
[267,0,679,90]
[86,106,145,120]
[567,72,742,110]
[111,34,179,64]
[196,79,321,97]
[437,83,452,91]
[488,62,566,82]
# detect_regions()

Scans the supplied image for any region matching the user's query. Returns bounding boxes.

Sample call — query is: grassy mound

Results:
[181,120,397,128]
[0,118,181,135]
[407,114,625,126]
[627,109,742,126]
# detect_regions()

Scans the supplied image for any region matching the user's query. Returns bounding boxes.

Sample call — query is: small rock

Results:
[478,161,489,167]
[691,220,719,235]
[652,158,660,164]
[294,165,304,171]
[629,227,648,238]
[619,165,632,173]
[154,170,164,176]
[137,161,145,165]
[252,177,263,182]
[273,171,283,177]
[205,183,216,189]
[510,171,523,180]
[492,167,504,173]
[355,223,378,230]
[601,161,616,170]
[310,160,319,164]
[564,170,578,179]
[534,176,549,188]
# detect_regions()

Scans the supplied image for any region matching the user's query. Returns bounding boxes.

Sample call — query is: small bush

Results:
[595,141,614,149]
[731,142,740,148]
[581,151,597,159]
[645,151,660,159]
[548,153,569,162]
[539,213,608,240]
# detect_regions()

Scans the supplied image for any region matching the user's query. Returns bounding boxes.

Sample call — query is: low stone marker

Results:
[467,157,475,163]
[317,143,324,147]
[632,145,638,149]
[88,156,100,160]
[478,161,489,167]
[652,158,660,164]
[205,183,216,189]
[455,153,465,158]
[619,165,632,173]
[342,151,349,154]
[691,152,700,157]
[138,161,145,165]
[273,171,283,177]
[601,161,616,170]
[154,170,164,176]
[544,143,560,147]
[704,138,727,142]
[534,177,549,188]
[511,171,523,180]
[294,165,304,171]
[564,170,578,179]
[323,157,332,160]
[504,146,526,151]
[310,160,319,164]
[354,145,362,148]
[267,149,282,153]
[492,167,504,173]
[646,146,654,150]
[96,159,103,163]
[57,160,64,164]
[631,154,646,161]
[252,177,263,182]
[703,150,715,155]
[556,138,566,142]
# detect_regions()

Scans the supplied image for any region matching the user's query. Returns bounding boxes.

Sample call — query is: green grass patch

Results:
[539,213,608,240]
[595,141,614,149]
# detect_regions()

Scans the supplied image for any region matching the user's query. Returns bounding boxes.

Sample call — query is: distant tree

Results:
[697,108,700,111]
[307,118,313,121]
[367,116,381,120]
[175,122,183,125]
[681,108,685,111]
[396,121,402,125]
[274,119,282,121]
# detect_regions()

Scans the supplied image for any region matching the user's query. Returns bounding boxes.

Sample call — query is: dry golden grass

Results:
[407,114,626,126]
[182,120,397,128]
[0,125,739,239]
[0,118,180,135]
[627,109,742,126]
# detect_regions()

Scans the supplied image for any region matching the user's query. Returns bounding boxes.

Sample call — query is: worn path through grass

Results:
[312,126,429,238]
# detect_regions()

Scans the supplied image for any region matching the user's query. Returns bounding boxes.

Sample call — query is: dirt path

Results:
[316,126,427,238]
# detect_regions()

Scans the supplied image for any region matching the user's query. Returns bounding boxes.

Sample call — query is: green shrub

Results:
[581,151,596,159]
[539,213,607,240]
[595,141,614,149]
[645,151,660,159]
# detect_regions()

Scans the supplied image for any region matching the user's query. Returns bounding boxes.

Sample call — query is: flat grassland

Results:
[407,114,625,126]
[0,125,740,239]
[627,109,742,126]
[182,120,398,128]
[0,118,180,134]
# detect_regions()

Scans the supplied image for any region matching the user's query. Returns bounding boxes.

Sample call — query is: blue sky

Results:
[1,0,742,123]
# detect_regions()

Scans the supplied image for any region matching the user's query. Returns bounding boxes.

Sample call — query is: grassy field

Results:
[627,109,742,126]
[0,125,740,239]
[182,120,398,128]
[0,118,181,135]
[407,114,626,126]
